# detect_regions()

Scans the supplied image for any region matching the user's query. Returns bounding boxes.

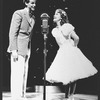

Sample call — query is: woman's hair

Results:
[56,9,69,26]
[23,0,30,3]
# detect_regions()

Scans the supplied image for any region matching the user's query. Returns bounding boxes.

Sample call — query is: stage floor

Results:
[2,92,98,100]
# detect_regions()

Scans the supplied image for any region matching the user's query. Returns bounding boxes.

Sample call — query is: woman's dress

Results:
[45,23,98,85]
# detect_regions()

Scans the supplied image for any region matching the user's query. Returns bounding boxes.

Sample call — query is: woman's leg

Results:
[65,83,70,98]
[65,81,77,98]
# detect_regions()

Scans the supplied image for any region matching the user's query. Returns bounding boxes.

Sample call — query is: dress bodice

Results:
[52,23,74,46]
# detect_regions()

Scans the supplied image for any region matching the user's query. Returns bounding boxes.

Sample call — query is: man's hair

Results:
[23,0,30,3]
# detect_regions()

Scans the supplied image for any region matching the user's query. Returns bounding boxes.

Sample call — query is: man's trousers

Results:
[10,53,30,99]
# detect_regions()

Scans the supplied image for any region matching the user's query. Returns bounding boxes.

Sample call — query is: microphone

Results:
[40,13,50,100]
[40,13,50,34]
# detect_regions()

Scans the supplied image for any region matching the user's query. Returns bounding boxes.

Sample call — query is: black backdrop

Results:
[1,0,100,95]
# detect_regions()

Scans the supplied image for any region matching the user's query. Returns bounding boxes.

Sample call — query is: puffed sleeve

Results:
[62,23,75,36]
[51,28,56,37]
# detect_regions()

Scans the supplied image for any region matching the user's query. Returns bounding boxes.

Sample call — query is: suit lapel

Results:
[23,8,33,27]
[31,17,35,28]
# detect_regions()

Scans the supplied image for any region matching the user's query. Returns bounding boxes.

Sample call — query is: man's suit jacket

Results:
[7,8,35,57]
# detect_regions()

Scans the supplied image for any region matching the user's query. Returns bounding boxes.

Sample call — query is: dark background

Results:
[1,0,100,95]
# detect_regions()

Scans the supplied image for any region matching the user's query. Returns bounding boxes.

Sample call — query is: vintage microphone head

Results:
[41,13,50,20]
[40,13,50,34]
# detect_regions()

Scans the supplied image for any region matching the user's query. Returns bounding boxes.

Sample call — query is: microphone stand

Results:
[43,33,47,100]
[41,13,49,100]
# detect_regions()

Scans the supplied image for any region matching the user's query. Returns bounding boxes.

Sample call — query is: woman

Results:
[45,9,98,98]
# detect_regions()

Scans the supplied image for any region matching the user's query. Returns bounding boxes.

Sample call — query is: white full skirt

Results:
[46,41,98,85]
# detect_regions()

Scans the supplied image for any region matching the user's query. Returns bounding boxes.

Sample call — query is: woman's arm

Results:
[70,30,79,47]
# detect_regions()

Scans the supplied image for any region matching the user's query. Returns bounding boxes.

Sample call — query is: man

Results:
[7,0,37,99]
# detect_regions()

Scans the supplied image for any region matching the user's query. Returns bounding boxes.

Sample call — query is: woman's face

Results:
[53,10,61,22]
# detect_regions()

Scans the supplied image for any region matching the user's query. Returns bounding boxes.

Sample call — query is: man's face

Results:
[26,0,36,11]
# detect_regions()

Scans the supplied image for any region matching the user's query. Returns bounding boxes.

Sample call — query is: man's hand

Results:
[11,50,18,62]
